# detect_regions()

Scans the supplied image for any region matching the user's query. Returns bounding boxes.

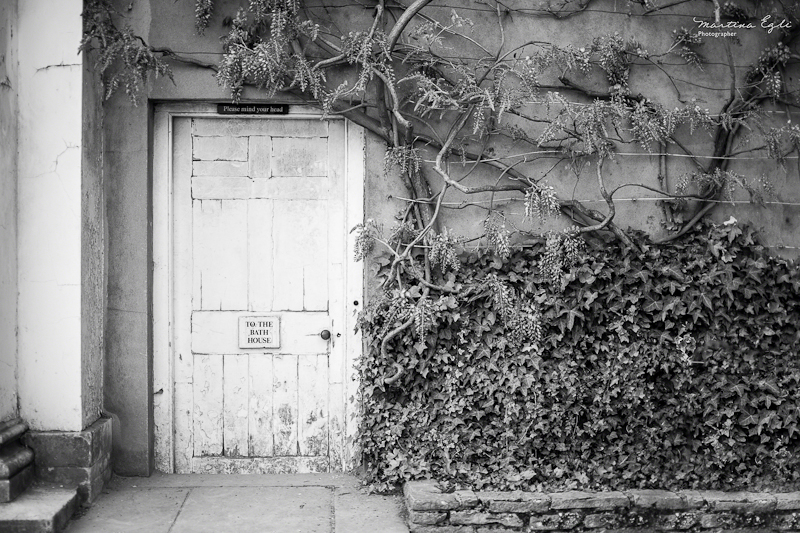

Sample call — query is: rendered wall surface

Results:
[101,0,800,474]
[101,0,153,475]
[0,0,18,424]
[17,0,104,431]
[103,98,152,474]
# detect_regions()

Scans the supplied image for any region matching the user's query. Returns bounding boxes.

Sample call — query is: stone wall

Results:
[404,481,800,532]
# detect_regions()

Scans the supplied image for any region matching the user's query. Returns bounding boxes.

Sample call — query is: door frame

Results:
[152,103,365,473]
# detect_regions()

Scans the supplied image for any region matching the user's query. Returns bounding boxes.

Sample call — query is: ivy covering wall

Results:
[356,221,800,492]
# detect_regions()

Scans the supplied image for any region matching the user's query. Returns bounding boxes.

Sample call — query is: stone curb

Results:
[404,481,800,532]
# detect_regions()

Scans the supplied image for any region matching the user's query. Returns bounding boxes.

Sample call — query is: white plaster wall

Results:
[17,0,84,431]
[0,0,18,423]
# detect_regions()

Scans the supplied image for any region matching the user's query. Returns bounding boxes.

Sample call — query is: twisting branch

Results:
[572,158,629,246]
[380,316,414,385]
[387,0,434,51]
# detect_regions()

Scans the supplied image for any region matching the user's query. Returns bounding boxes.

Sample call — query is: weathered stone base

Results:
[404,481,800,532]
[23,417,112,506]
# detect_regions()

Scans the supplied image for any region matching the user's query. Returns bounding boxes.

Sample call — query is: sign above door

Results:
[217,103,290,115]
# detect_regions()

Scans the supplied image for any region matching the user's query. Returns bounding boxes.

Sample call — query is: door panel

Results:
[192,199,248,310]
[165,115,348,473]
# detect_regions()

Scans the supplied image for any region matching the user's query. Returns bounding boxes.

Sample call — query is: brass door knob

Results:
[320,329,331,340]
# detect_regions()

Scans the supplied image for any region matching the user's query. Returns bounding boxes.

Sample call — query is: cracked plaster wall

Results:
[0,0,18,424]
[16,0,104,431]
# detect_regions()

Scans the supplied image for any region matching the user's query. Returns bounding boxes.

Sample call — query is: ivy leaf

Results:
[661,265,686,282]
[731,383,747,397]
[642,297,662,313]
[583,290,599,308]
[699,292,713,311]
[739,410,759,426]
[565,307,585,331]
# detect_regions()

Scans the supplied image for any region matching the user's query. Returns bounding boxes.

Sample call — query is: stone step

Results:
[0,419,35,503]
[0,443,35,479]
[0,485,79,533]
[0,419,28,448]
[1,465,34,503]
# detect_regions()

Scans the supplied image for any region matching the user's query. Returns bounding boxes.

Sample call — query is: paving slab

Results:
[172,486,332,533]
[65,488,189,533]
[63,474,408,533]
[334,487,407,533]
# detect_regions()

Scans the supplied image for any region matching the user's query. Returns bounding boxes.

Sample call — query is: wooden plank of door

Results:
[272,354,299,455]
[248,353,274,456]
[272,199,327,311]
[193,135,248,162]
[271,136,328,177]
[248,136,271,179]
[223,354,249,457]
[193,199,248,311]
[247,198,274,312]
[298,354,329,457]
[173,117,196,473]
[193,159,249,177]
[193,354,223,457]
[193,117,327,138]
[326,120,347,470]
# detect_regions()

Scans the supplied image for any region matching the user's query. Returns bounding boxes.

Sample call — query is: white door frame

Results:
[152,103,365,473]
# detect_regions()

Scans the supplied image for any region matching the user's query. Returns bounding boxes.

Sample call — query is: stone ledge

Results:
[404,481,800,532]
[550,490,629,510]
[405,480,479,512]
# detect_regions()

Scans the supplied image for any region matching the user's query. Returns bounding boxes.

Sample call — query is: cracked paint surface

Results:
[176,120,340,472]
[14,0,104,431]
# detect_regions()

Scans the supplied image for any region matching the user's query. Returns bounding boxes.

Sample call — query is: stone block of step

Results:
[0,464,34,503]
[0,484,79,531]
[0,443,35,479]
[0,418,28,448]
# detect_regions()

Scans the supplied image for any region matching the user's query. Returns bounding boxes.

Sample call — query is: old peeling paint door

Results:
[154,112,362,474]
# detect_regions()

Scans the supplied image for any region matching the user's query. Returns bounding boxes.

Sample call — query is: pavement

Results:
[64,473,409,533]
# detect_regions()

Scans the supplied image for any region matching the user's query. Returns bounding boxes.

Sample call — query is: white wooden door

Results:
[153,108,364,474]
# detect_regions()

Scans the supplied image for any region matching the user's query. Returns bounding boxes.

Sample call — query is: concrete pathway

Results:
[65,473,408,533]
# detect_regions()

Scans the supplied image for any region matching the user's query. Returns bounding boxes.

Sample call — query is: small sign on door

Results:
[238,316,280,348]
